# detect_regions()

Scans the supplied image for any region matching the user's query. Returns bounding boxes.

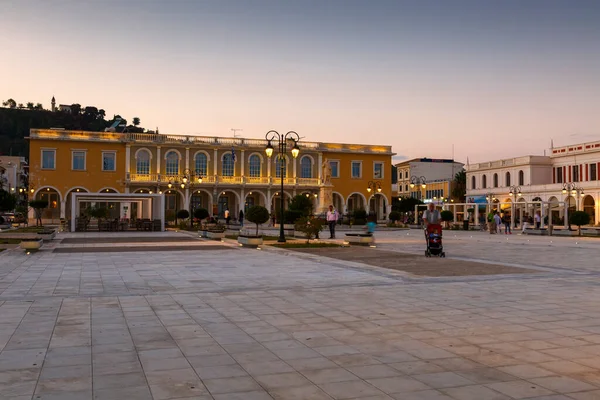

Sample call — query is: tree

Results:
[246,206,270,237]
[570,211,590,236]
[294,216,325,243]
[29,199,49,226]
[388,211,401,223]
[194,208,209,220]
[26,102,34,109]
[393,197,423,213]
[289,195,313,216]
[440,210,454,228]
[452,169,466,202]
[70,104,81,115]
[98,109,106,119]
[34,103,43,110]
[3,99,16,108]
[132,117,140,126]
[17,103,24,109]
[86,206,109,221]
[0,189,17,212]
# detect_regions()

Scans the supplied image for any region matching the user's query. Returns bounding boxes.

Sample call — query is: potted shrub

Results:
[440,210,454,228]
[294,216,324,244]
[37,228,57,241]
[570,211,590,236]
[388,211,401,225]
[29,199,48,227]
[177,209,190,230]
[238,205,269,247]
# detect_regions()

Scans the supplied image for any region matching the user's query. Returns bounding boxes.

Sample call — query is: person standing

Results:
[493,211,502,234]
[487,210,496,234]
[503,213,512,234]
[239,210,244,227]
[534,211,541,229]
[224,208,230,226]
[326,205,339,239]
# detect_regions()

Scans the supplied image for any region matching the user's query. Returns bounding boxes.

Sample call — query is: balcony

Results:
[127,174,320,187]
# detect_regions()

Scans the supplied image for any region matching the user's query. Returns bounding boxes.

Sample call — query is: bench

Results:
[344,233,374,245]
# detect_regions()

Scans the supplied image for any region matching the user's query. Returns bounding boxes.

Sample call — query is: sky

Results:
[1,0,599,163]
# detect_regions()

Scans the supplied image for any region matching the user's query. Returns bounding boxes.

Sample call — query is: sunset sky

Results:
[1,0,599,163]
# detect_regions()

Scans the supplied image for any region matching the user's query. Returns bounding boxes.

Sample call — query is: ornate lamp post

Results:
[265,130,300,243]
[367,181,382,216]
[509,186,522,198]
[562,183,584,230]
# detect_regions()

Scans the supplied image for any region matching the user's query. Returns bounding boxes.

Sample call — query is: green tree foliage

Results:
[85,206,109,221]
[289,195,314,216]
[26,102,34,109]
[392,196,424,213]
[441,210,454,227]
[352,208,368,225]
[570,211,591,236]
[452,169,467,202]
[0,189,17,212]
[132,117,140,126]
[177,209,190,219]
[2,99,16,108]
[194,208,209,220]
[246,206,270,237]
[29,199,48,226]
[388,211,401,222]
[294,216,325,243]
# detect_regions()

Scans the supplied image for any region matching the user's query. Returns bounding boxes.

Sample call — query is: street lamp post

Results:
[367,181,382,215]
[265,130,300,243]
[562,183,584,230]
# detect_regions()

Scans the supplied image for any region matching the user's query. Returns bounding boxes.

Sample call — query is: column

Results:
[60,201,66,219]
[156,146,161,175]
[125,145,131,176]
[540,202,544,229]
[240,188,245,211]
[185,147,190,170]
[213,149,218,178]
[317,153,323,183]
[267,188,272,213]
[184,188,190,211]
[519,205,524,230]
[453,205,457,224]
[293,156,297,179]
[564,202,569,229]
[267,157,272,178]
[240,150,245,177]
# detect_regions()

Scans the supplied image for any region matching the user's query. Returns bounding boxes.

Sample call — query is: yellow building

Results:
[395,158,463,202]
[28,129,394,224]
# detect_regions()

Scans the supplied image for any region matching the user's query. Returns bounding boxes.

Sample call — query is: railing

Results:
[129,173,160,182]
[127,173,321,187]
[30,129,392,154]
[245,177,270,184]
[297,178,320,185]
[218,176,243,184]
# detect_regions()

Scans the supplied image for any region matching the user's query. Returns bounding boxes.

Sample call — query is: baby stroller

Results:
[424,224,445,257]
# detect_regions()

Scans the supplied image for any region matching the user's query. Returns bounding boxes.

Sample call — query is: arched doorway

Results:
[164,189,184,223]
[332,192,344,214]
[94,188,120,219]
[66,187,89,221]
[270,191,291,220]
[190,189,212,216]
[36,187,61,224]
[583,195,595,225]
[368,193,388,220]
[346,192,367,213]
[548,196,561,225]
[244,191,267,211]
[132,188,153,220]
[218,190,240,219]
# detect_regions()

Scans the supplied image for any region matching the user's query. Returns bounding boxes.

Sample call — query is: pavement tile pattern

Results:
[0,230,600,399]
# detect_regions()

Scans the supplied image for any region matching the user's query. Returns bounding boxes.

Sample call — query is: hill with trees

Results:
[0,97,146,158]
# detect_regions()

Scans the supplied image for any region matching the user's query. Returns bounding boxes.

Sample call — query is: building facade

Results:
[466,140,600,225]
[0,156,28,194]
[28,129,394,223]
[395,158,464,202]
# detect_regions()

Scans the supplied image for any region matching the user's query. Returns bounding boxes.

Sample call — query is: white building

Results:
[396,158,464,201]
[0,156,28,194]
[466,140,600,226]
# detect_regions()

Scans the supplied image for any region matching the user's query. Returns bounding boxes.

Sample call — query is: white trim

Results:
[66,186,90,195]
[247,152,265,164]
[101,151,117,172]
[163,148,182,159]
[351,160,363,179]
[328,159,341,178]
[40,148,56,170]
[71,150,87,171]
[134,147,153,159]
[33,186,63,203]
[98,187,119,193]
[300,154,315,164]
[192,149,211,161]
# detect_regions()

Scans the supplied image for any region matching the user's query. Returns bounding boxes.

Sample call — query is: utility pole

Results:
[231,129,242,138]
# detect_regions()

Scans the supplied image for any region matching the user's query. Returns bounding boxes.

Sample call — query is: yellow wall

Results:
[29,139,125,200]
[323,152,392,203]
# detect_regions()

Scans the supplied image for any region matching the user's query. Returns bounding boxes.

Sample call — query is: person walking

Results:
[422,203,441,227]
[326,205,339,239]
[503,213,512,234]
[366,216,377,245]
[224,208,230,226]
[487,210,496,234]
[239,210,244,227]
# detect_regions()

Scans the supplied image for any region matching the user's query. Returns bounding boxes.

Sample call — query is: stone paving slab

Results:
[1,231,600,399]
[53,245,229,253]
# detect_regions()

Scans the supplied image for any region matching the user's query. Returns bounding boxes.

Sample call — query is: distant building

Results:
[51,96,56,112]
[58,104,72,113]
[395,158,464,202]
[0,156,28,193]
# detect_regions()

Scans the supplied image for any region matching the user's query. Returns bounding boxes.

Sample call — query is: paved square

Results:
[1,230,600,399]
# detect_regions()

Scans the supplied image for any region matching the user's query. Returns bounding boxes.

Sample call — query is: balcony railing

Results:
[127,174,320,186]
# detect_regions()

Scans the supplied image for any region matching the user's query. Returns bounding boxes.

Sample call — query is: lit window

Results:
[165,151,179,176]
[222,154,234,177]
[300,156,312,178]
[136,150,150,175]
[72,151,86,171]
[102,152,116,171]
[275,157,287,178]
[195,153,207,176]
[41,150,56,169]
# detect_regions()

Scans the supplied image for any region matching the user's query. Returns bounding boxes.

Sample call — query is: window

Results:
[493,173,498,188]
[374,162,384,179]
[102,152,116,171]
[591,164,597,181]
[518,170,524,185]
[222,154,234,177]
[165,151,179,176]
[41,149,56,169]
[505,172,511,186]
[248,155,261,177]
[556,168,563,184]
[405,184,409,192]
[471,176,476,189]
[275,157,287,178]
[482,175,487,189]
[329,160,340,178]
[136,150,150,175]
[300,156,312,178]
[72,151,86,171]
[195,153,207,176]
[405,171,409,179]
[573,165,579,182]
[351,161,362,178]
